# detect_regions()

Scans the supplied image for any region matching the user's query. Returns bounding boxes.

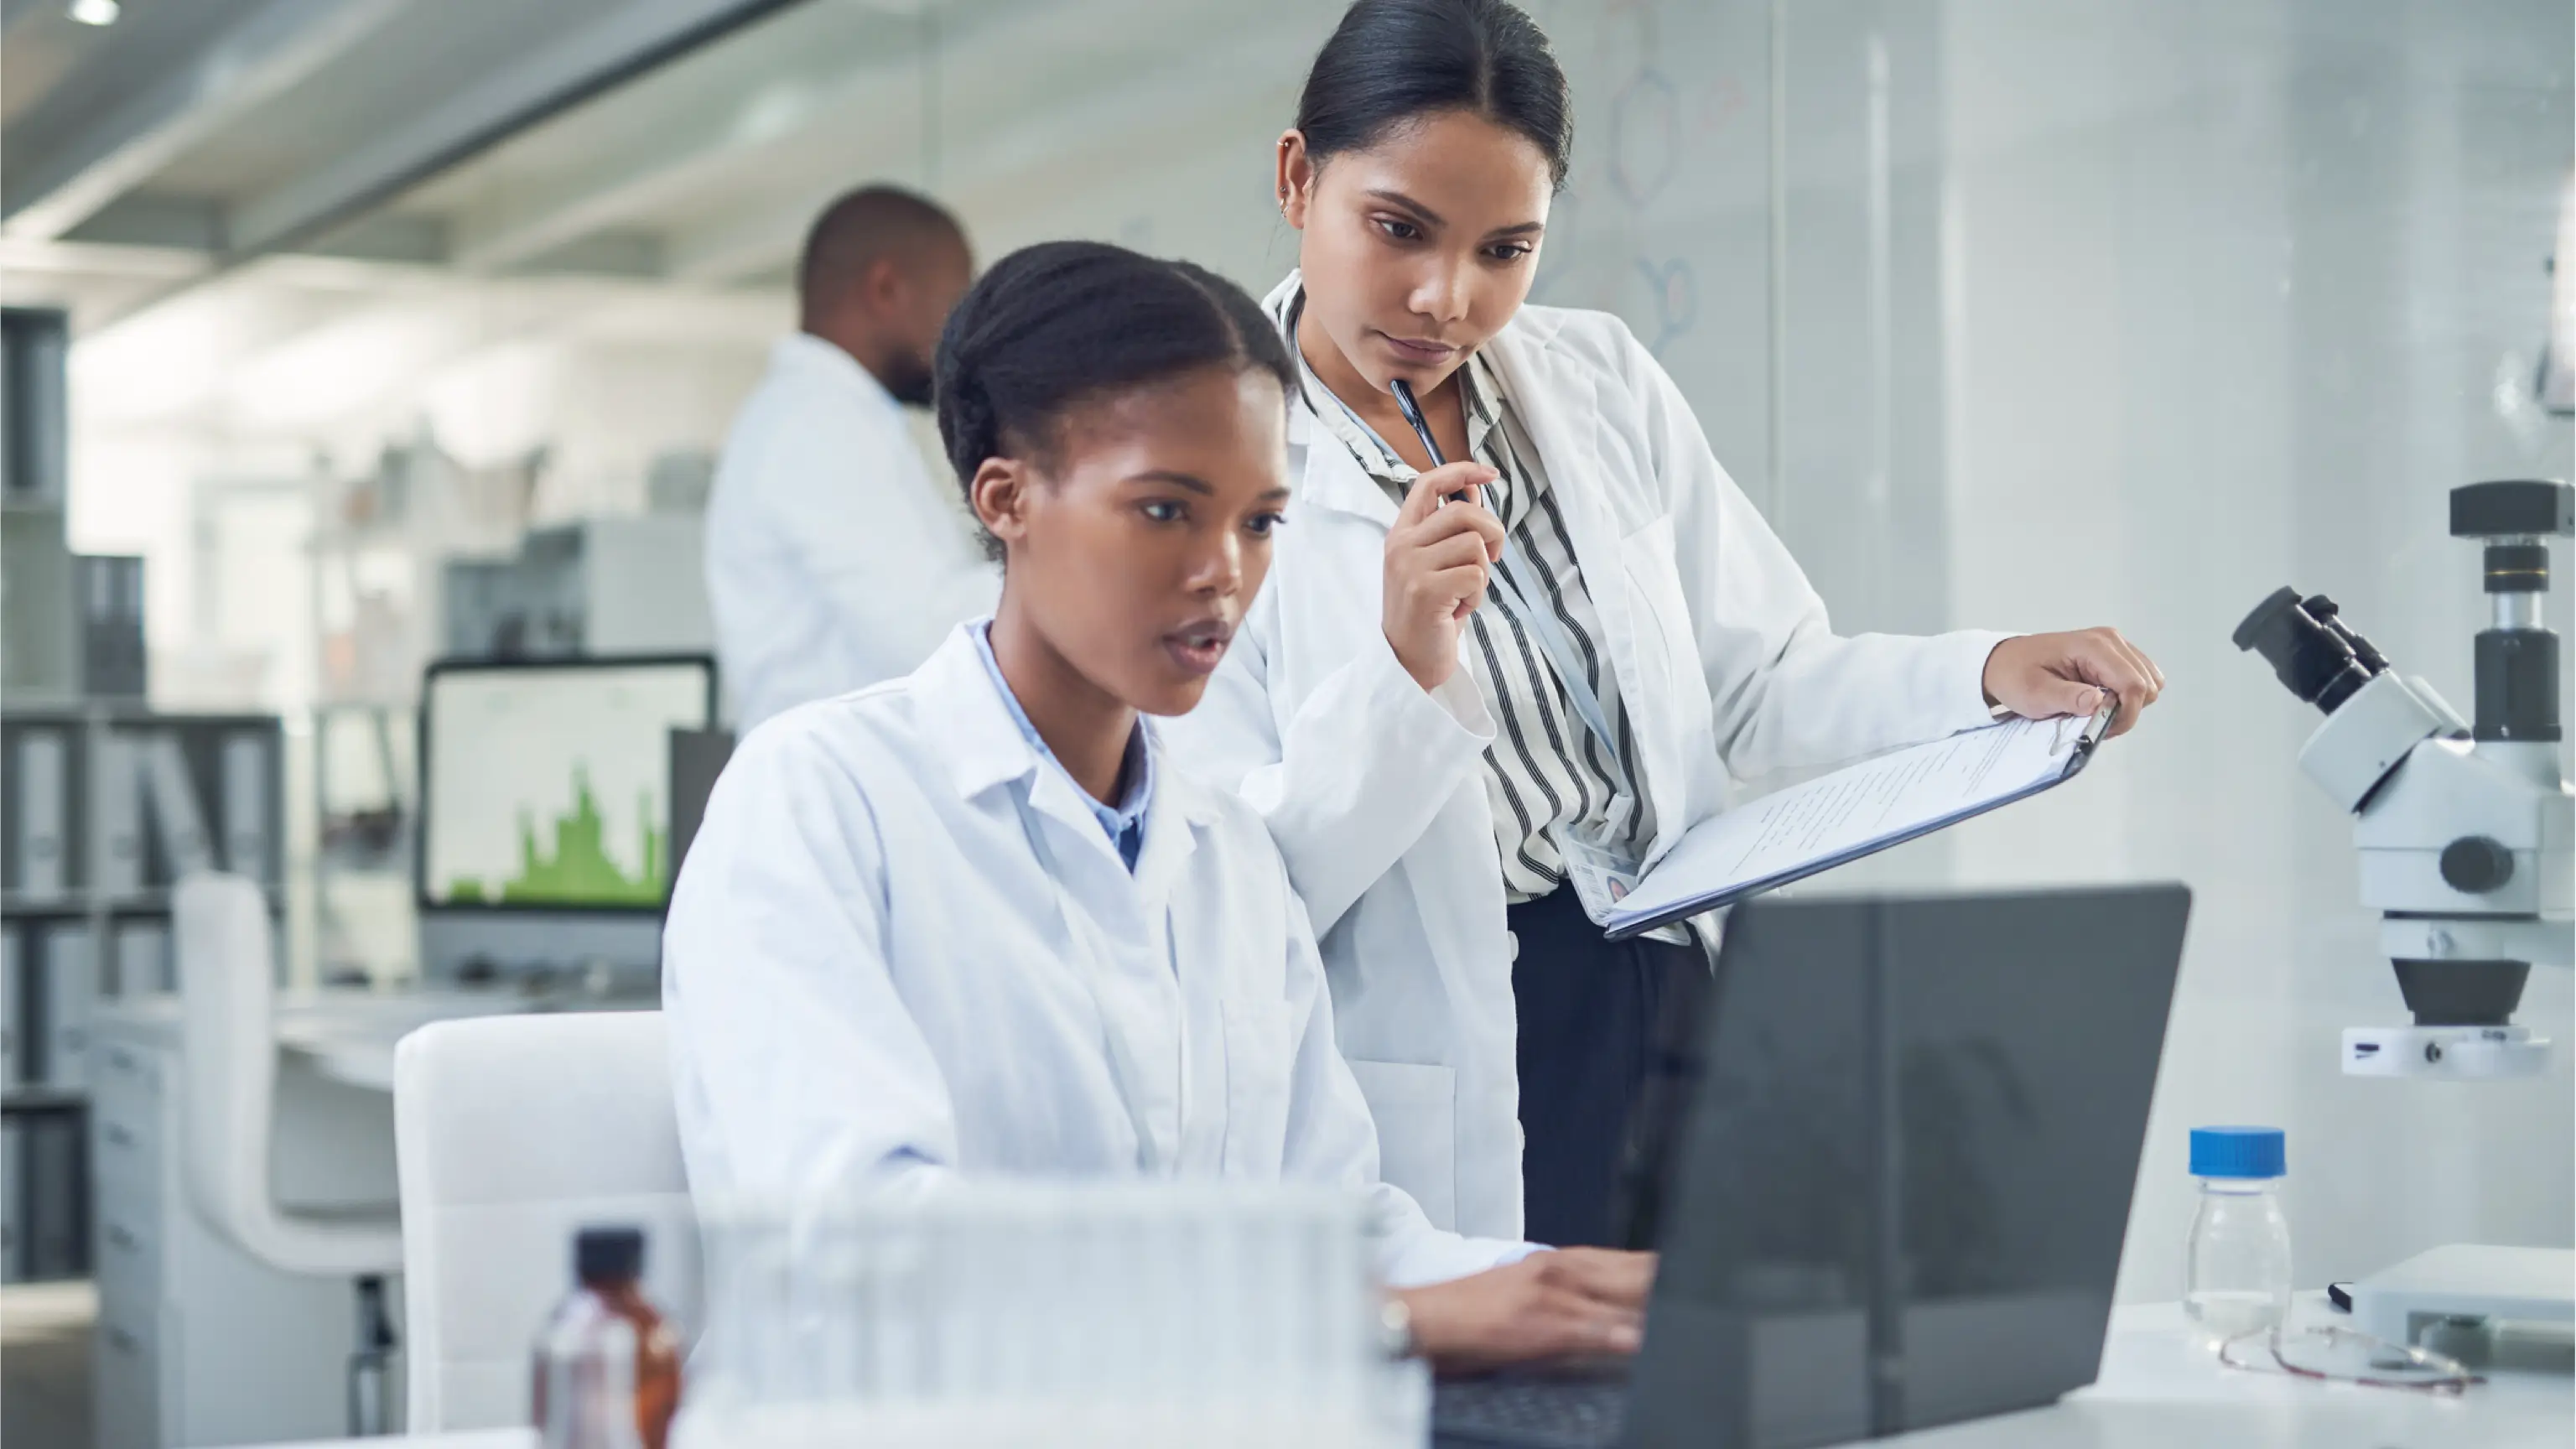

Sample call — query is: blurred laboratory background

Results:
[0,0,2567,1445]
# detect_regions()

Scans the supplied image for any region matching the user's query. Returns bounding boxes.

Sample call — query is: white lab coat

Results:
[1160,274,2010,1243]
[704,335,1000,730]
[662,625,1530,1287]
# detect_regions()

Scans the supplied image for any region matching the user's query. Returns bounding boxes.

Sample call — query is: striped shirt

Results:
[1280,291,1659,911]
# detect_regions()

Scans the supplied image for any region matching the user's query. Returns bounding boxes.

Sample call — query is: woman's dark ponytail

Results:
[933,242,1296,558]
[1296,0,1572,188]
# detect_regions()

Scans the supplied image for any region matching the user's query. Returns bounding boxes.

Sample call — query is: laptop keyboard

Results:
[1433,1375,1630,1449]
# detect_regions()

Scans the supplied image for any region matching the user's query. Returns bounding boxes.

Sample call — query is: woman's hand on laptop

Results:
[1395,1249,1659,1373]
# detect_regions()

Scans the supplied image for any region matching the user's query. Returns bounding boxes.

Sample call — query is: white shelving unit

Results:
[0,706,287,1286]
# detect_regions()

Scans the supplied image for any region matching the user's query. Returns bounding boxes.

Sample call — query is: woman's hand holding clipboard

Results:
[1602,697,2121,941]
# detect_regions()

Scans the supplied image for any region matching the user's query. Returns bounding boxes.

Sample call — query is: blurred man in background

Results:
[705,184,995,730]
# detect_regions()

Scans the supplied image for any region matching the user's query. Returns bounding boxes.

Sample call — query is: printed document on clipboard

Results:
[1602,703,2118,941]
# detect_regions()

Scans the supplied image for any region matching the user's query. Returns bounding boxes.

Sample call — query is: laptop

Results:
[1434,884,2191,1449]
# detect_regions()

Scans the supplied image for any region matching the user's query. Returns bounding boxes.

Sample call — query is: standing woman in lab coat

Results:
[1163,0,2166,1249]
[665,240,1655,1368]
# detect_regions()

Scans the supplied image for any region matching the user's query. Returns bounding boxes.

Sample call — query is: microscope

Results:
[2235,478,2573,1354]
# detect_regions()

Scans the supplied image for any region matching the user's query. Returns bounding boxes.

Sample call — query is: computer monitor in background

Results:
[666,725,736,886]
[416,655,715,987]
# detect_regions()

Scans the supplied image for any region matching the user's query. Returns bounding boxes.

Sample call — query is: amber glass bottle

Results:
[532,1226,682,1449]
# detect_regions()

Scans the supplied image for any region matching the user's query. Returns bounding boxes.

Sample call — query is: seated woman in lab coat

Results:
[662,239,1653,1368]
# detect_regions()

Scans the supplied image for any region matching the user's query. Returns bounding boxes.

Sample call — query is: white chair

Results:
[175,871,407,1434]
[393,1010,700,1434]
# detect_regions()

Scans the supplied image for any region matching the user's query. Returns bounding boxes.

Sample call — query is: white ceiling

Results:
[11,0,2564,439]
[1,0,835,327]
[343,0,1329,286]
[0,0,1340,447]
[0,0,1337,314]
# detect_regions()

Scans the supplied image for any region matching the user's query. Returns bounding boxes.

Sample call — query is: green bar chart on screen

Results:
[423,662,707,910]
[445,768,666,906]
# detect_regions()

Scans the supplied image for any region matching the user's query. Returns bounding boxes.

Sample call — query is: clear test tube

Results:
[985,1196,1030,1404]
[683,1214,738,1410]
[1163,1204,1205,1406]
[1126,1192,1156,1400]
[911,1199,943,1403]
[1254,1205,1294,1402]
[1036,1188,1078,1398]
[823,1208,872,1404]
[1329,1197,1376,1409]
[1225,1205,1261,1410]
[739,1218,795,1405]
[885,1212,928,1400]
[885,1206,925,1400]
[1067,1195,1107,1400]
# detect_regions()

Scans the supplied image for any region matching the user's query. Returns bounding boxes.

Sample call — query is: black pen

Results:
[1389,378,1472,502]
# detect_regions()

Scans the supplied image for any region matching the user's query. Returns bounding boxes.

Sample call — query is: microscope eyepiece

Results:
[2233,586,2382,714]
[2301,594,2390,674]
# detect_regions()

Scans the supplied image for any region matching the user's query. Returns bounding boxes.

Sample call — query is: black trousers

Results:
[1509,886,1707,1249]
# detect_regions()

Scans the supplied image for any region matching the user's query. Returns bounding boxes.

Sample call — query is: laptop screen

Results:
[1626,886,2189,1449]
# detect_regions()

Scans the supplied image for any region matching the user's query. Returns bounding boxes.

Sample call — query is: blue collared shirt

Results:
[970,621,1153,870]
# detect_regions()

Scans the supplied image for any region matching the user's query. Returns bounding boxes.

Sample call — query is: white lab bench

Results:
[1888,1300,2572,1448]
[231,1302,2571,1449]
[91,976,2571,1449]
[86,989,537,1449]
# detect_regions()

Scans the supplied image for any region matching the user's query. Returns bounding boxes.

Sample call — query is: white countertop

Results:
[95,986,643,1090]
[242,1299,2572,1449]
[258,1432,530,1449]
[1891,1300,2571,1447]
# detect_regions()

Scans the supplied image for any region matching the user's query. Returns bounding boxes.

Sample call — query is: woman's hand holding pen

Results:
[1384,463,1504,693]
[1983,628,2167,739]
[1393,1249,1659,1373]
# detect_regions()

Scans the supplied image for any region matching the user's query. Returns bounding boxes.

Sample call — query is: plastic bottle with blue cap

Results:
[2182,1126,2293,1345]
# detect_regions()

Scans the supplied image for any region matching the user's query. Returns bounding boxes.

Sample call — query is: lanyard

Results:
[1005,784,1174,1173]
[1320,385,1630,791]
[1485,553,1626,788]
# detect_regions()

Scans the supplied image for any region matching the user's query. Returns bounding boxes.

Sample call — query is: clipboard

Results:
[1602,701,2118,941]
